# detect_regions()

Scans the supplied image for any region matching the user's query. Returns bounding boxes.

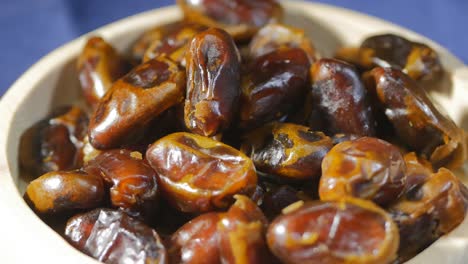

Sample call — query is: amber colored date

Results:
[307,58,375,136]
[243,122,333,180]
[184,28,241,137]
[88,57,185,149]
[146,132,257,213]
[319,137,406,206]
[84,149,159,219]
[249,23,316,62]
[177,0,283,41]
[369,67,466,169]
[19,106,88,177]
[24,170,104,214]
[335,34,443,82]
[267,198,399,264]
[389,168,468,262]
[65,208,167,264]
[168,195,271,264]
[77,36,129,108]
[142,22,207,66]
[240,48,310,129]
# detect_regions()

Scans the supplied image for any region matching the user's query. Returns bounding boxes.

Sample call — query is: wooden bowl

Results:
[0,1,467,263]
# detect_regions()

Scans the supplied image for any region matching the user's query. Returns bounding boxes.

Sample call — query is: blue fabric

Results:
[1,0,467,95]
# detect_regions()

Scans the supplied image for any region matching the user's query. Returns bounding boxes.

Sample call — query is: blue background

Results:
[1,0,467,95]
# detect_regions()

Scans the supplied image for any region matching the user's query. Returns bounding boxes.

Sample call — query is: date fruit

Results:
[88,57,185,149]
[320,137,406,206]
[243,122,333,180]
[146,132,257,213]
[77,37,129,107]
[65,208,167,264]
[184,28,241,137]
[177,0,283,41]
[267,198,399,264]
[24,170,104,214]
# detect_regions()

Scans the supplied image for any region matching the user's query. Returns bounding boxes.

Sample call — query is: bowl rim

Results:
[0,1,467,263]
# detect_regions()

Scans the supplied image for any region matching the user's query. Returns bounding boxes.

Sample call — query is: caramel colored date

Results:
[19,106,88,177]
[84,149,159,218]
[88,57,185,149]
[77,37,129,107]
[320,137,406,206]
[369,67,466,169]
[65,208,167,264]
[240,48,310,129]
[184,28,241,137]
[24,170,104,214]
[142,22,207,66]
[249,23,316,62]
[146,132,257,213]
[389,168,468,262]
[168,195,270,264]
[308,58,375,136]
[177,0,283,41]
[267,199,399,264]
[243,122,333,180]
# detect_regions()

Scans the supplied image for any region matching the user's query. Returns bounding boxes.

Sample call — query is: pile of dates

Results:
[20,0,468,263]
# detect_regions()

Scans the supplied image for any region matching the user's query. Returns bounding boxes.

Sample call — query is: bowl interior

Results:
[3,2,468,263]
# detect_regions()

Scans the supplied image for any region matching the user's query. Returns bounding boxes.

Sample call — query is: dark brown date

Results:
[84,149,159,219]
[389,168,468,262]
[168,195,270,264]
[77,36,129,107]
[24,170,104,214]
[88,57,185,149]
[260,185,302,220]
[267,198,399,264]
[184,28,241,137]
[143,22,207,66]
[65,208,167,264]
[249,23,316,62]
[243,122,333,180]
[146,132,257,213]
[335,34,443,82]
[307,58,376,136]
[131,21,185,62]
[320,137,406,206]
[239,48,310,129]
[19,106,88,177]
[177,0,283,41]
[369,67,466,169]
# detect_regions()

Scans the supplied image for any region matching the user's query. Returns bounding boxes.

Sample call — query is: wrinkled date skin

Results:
[177,0,283,41]
[84,149,159,219]
[243,122,333,180]
[184,28,241,137]
[19,106,88,177]
[142,22,207,66]
[24,170,104,214]
[240,48,310,129]
[77,36,129,108]
[168,195,271,264]
[335,34,443,82]
[65,208,167,264]
[389,168,468,262]
[88,57,186,149]
[267,199,399,264]
[320,137,407,206]
[249,23,316,62]
[369,67,467,169]
[146,132,257,213]
[307,58,376,136]
[403,152,433,191]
